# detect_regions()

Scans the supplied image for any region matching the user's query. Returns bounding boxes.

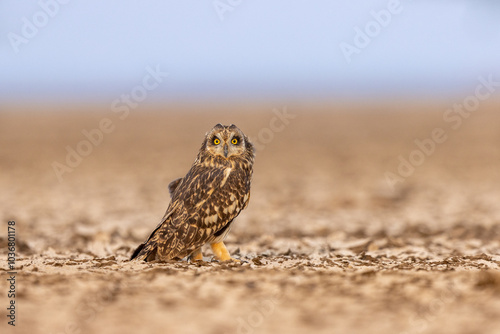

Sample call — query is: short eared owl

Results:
[131,124,255,262]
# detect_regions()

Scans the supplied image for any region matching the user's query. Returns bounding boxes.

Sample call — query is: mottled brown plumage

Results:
[130,124,254,262]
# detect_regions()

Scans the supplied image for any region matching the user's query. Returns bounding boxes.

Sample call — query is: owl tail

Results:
[130,242,145,260]
[130,242,157,261]
[130,212,173,262]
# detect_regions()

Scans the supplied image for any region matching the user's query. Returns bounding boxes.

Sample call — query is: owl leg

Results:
[189,247,203,262]
[210,241,239,262]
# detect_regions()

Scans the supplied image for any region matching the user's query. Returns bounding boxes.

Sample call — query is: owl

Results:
[130,124,255,262]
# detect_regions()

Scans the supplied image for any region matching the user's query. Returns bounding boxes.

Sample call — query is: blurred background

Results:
[2,2,500,334]
[2,0,500,253]
[1,0,500,103]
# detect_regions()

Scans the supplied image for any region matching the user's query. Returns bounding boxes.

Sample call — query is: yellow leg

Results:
[210,241,239,262]
[190,248,203,262]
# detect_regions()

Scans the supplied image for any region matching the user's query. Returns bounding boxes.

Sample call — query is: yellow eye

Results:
[231,138,238,145]
[213,138,220,145]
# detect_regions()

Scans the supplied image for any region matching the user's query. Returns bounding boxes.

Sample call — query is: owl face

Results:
[205,124,247,159]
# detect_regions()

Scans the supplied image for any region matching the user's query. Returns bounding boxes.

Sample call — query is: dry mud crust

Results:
[1,103,500,334]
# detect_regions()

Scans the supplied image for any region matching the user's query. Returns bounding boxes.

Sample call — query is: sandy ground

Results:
[1,102,500,334]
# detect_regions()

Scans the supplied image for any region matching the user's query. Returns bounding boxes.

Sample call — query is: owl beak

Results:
[223,144,228,158]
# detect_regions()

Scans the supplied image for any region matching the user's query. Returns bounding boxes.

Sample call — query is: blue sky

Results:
[1,1,500,102]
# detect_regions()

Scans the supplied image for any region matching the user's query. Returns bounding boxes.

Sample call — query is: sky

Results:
[1,0,500,102]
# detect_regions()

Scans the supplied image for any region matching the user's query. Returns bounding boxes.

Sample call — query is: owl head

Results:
[203,124,252,159]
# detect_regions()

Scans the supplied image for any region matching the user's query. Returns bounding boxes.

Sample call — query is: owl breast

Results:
[198,165,251,243]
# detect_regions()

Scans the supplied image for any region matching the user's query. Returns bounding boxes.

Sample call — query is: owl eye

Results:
[231,138,238,145]
[213,138,220,145]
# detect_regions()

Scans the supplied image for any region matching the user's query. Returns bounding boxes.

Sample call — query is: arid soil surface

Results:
[1,102,500,334]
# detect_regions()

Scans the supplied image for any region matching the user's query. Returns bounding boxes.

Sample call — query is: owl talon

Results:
[189,248,204,262]
[210,241,242,263]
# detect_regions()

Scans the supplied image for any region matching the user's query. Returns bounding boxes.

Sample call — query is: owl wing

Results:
[131,164,249,261]
[130,177,182,261]
[168,177,183,197]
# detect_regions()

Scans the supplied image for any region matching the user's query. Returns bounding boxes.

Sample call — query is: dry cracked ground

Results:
[1,102,500,334]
